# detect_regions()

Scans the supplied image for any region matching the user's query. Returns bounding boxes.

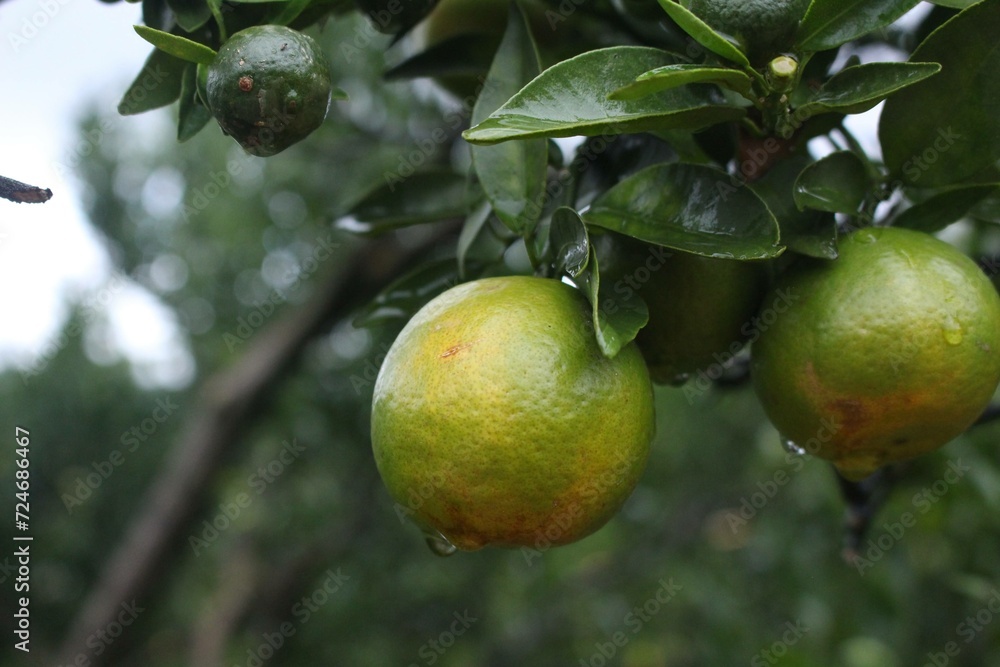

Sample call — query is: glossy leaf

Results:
[352,0,439,34]
[142,0,172,31]
[793,151,870,213]
[177,63,213,142]
[341,171,476,234]
[752,157,838,259]
[795,62,940,119]
[894,184,1000,233]
[118,48,187,115]
[133,25,217,65]
[385,34,499,81]
[353,258,463,328]
[166,0,212,32]
[471,4,547,236]
[550,207,590,278]
[609,64,753,101]
[456,201,505,279]
[577,245,649,358]
[464,47,745,145]
[583,163,783,260]
[655,0,750,67]
[796,0,921,52]
[927,0,977,6]
[880,0,1000,187]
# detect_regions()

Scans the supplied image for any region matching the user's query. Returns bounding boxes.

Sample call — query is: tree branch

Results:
[56,225,456,665]
[0,174,52,203]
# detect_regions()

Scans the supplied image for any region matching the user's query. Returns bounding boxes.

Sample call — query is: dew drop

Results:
[423,530,457,557]
[668,373,691,387]
[780,435,806,456]
[854,229,879,244]
[941,315,963,346]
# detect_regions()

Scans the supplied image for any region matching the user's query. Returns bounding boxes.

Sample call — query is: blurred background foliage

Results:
[4,6,1000,667]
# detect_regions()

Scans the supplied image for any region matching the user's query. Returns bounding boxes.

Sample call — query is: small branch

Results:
[837,464,907,564]
[56,224,458,665]
[974,402,1000,427]
[0,174,52,203]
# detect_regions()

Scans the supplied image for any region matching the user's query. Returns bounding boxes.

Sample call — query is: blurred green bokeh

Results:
[4,10,1000,667]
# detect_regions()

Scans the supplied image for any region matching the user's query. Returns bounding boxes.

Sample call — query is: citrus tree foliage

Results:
[7,1,1000,665]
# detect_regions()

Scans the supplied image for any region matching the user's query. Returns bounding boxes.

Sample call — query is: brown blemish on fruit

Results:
[238,76,254,92]
[440,340,477,359]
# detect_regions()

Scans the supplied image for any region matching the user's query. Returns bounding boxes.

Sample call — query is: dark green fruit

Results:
[206,25,332,157]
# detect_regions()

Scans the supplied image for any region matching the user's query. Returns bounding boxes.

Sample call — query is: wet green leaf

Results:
[609,64,753,101]
[796,0,921,52]
[880,0,1000,187]
[577,245,649,358]
[341,171,477,234]
[550,207,590,278]
[795,62,940,119]
[471,4,546,236]
[133,25,217,65]
[353,258,463,327]
[118,48,187,115]
[894,184,1000,232]
[751,156,838,259]
[655,0,750,67]
[464,47,745,145]
[177,63,213,142]
[583,163,783,260]
[793,151,870,213]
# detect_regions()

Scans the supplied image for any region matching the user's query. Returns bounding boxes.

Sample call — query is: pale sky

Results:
[0,0,194,388]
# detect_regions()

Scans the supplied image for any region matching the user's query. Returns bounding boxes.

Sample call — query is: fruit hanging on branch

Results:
[371,276,655,554]
[751,227,1000,481]
[205,25,334,157]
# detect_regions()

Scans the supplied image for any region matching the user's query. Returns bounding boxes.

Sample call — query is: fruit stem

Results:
[836,465,903,566]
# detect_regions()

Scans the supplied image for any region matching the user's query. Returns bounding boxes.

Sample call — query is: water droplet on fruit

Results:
[941,315,963,346]
[780,435,806,456]
[668,373,690,387]
[423,530,457,557]
[854,229,878,244]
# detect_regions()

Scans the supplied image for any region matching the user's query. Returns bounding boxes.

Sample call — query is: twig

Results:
[0,174,52,203]
[56,224,458,665]
[974,402,1000,427]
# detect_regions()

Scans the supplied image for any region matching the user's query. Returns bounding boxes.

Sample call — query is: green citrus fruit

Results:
[683,0,810,64]
[371,276,655,551]
[751,226,1000,480]
[596,232,768,384]
[206,25,332,157]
